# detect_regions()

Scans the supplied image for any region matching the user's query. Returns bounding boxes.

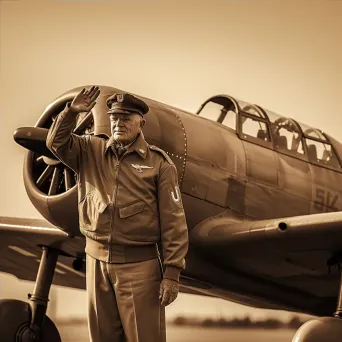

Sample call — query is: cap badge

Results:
[117,94,124,102]
[139,149,145,154]
[131,164,153,173]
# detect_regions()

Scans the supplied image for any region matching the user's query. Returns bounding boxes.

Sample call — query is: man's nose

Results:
[116,119,125,126]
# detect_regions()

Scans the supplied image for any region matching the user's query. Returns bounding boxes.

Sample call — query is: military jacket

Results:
[46,103,188,282]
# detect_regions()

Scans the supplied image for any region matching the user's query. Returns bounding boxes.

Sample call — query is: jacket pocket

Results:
[79,191,109,232]
[119,201,145,218]
[118,200,159,241]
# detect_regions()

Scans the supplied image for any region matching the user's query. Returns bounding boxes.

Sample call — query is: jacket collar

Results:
[104,131,148,159]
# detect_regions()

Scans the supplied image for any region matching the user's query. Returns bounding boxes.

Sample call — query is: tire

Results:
[0,299,61,342]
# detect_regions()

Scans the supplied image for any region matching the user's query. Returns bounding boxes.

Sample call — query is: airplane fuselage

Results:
[19,86,342,316]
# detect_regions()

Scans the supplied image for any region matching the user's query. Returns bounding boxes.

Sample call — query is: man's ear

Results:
[140,118,146,129]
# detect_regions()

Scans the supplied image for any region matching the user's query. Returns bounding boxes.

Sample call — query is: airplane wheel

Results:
[0,299,61,342]
[292,317,342,342]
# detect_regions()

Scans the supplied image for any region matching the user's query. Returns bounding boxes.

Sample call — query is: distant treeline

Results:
[56,315,307,329]
[170,315,307,329]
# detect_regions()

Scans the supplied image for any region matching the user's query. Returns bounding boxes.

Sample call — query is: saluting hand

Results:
[70,85,101,113]
[159,279,179,306]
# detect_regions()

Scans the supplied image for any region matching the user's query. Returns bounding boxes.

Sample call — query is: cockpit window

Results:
[236,100,271,143]
[263,108,305,155]
[305,139,340,168]
[197,96,238,130]
[295,122,340,168]
[198,101,225,122]
[221,109,237,130]
[241,116,270,142]
[198,96,341,170]
[298,122,328,141]
[239,101,267,119]
[265,109,340,168]
[271,118,305,155]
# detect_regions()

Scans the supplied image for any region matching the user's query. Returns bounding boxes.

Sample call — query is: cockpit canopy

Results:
[197,95,341,170]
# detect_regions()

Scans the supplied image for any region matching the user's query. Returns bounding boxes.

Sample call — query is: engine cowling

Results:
[22,85,118,236]
[16,85,187,236]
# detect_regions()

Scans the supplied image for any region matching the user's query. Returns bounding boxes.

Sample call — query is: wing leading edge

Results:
[0,216,86,289]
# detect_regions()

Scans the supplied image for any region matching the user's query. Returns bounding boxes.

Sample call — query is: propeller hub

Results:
[42,156,61,166]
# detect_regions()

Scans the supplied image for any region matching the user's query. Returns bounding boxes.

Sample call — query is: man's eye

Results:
[110,116,130,122]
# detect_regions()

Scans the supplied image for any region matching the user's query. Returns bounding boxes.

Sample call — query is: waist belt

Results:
[118,244,158,263]
[85,238,159,263]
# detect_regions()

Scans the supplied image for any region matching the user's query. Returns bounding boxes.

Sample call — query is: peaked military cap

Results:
[106,93,149,116]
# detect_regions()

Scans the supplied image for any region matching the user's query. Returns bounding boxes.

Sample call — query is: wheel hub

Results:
[16,323,37,342]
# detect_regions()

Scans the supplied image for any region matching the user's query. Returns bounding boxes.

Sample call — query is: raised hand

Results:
[159,278,179,306]
[70,86,100,113]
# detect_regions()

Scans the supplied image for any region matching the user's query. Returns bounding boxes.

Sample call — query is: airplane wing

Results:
[189,210,342,315]
[2,212,342,316]
[191,210,342,250]
[0,216,203,298]
[0,216,86,289]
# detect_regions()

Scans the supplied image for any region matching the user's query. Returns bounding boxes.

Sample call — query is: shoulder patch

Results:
[149,145,174,165]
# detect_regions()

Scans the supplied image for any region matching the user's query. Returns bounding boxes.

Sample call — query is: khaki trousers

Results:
[86,254,166,342]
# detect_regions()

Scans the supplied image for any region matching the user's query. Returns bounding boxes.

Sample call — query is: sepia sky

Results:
[0,0,341,320]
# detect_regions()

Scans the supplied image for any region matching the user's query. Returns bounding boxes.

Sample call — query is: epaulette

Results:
[149,145,174,165]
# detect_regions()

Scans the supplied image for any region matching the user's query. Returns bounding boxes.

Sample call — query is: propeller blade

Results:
[48,167,62,195]
[13,127,56,159]
[36,165,54,188]
[73,112,93,135]
[64,168,74,191]
[36,156,44,164]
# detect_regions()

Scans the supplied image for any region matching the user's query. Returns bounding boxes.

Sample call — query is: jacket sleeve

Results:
[46,102,89,174]
[158,163,189,282]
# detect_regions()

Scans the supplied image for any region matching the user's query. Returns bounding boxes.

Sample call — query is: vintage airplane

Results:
[1,85,342,341]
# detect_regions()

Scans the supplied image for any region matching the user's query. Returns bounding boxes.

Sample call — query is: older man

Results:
[46,85,188,342]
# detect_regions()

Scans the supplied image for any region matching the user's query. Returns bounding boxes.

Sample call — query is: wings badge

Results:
[131,164,154,173]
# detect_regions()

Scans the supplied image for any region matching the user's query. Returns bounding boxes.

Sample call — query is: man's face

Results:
[109,112,145,145]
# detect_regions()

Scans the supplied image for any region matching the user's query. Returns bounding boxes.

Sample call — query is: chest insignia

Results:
[131,164,154,173]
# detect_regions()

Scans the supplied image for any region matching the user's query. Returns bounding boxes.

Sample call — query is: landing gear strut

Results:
[291,264,342,341]
[334,271,342,318]
[0,246,61,342]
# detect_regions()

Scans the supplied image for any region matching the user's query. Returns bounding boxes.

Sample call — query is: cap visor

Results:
[107,109,134,115]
